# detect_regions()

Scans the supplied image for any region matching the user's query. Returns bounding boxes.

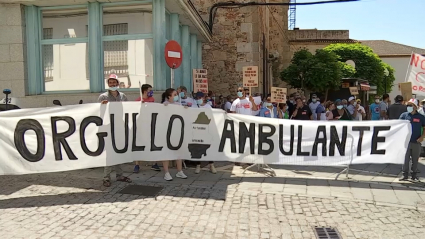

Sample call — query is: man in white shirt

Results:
[178,86,197,108]
[230,87,258,115]
[309,94,321,120]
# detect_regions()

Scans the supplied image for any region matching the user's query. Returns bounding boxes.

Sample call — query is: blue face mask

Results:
[237,92,243,98]
[407,106,414,113]
[312,99,317,103]
[196,99,203,105]
[337,105,343,110]
[179,92,185,98]
[109,87,118,91]
[264,102,272,107]
[147,90,153,97]
[173,95,179,102]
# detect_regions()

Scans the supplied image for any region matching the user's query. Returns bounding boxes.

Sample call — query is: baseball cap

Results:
[107,74,119,81]
[195,92,204,98]
[348,96,355,102]
[407,98,418,108]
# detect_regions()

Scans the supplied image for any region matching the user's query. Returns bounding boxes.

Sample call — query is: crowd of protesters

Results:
[98,74,425,186]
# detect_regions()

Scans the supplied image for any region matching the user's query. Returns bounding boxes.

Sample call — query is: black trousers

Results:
[196,161,214,165]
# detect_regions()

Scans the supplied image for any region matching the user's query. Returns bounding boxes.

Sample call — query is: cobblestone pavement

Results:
[1,163,425,239]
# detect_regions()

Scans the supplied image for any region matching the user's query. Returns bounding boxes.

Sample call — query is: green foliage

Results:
[280,48,344,98]
[323,43,396,95]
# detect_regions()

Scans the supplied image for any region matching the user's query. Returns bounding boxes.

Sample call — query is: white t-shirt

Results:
[230,98,253,115]
[180,97,197,108]
[355,105,366,121]
[309,101,320,120]
[198,104,212,109]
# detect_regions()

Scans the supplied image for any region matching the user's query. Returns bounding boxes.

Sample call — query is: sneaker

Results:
[176,171,188,179]
[411,174,421,182]
[133,165,140,173]
[210,164,217,174]
[151,163,161,171]
[195,165,201,174]
[399,175,409,181]
[164,172,173,181]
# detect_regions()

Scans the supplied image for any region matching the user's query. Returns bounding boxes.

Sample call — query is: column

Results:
[153,0,166,90]
[181,25,190,90]
[170,13,182,88]
[190,34,197,92]
[88,2,102,92]
[25,6,42,95]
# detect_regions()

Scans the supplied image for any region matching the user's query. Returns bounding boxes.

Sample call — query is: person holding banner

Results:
[192,92,217,174]
[259,96,278,118]
[161,88,188,181]
[230,87,258,115]
[98,74,132,187]
[399,99,425,182]
[134,84,161,173]
[177,86,196,108]
[291,97,312,120]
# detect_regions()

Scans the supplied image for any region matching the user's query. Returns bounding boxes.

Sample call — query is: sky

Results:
[295,0,425,49]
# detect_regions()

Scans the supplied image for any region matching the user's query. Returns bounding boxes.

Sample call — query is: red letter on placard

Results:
[411,54,420,67]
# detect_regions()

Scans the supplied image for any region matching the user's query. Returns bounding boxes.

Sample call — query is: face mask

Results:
[337,105,343,110]
[312,99,317,103]
[237,92,243,97]
[407,106,414,113]
[375,99,380,103]
[109,87,118,91]
[264,102,272,107]
[196,99,203,105]
[302,100,306,103]
[147,90,153,97]
[173,95,179,102]
[290,100,294,104]
[179,92,185,98]
[353,102,357,106]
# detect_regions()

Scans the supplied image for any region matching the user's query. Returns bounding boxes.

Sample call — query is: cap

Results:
[348,96,355,102]
[395,95,403,102]
[107,74,119,81]
[407,98,419,108]
[195,92,204,98]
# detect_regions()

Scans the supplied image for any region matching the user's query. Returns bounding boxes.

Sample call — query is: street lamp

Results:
[384,68,389,94]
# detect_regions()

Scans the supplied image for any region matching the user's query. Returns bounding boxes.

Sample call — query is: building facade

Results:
[0,0,211,108]
[361,40,425,101]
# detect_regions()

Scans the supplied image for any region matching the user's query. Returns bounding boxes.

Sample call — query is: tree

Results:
[323,43,396,95]
[280,48,346,100]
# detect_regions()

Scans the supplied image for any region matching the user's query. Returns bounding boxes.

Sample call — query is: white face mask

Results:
[407,106,414,113]
[375,99,380,103]
[353,102,357,106]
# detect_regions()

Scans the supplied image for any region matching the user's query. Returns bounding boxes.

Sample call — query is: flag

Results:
[407,53,425,96]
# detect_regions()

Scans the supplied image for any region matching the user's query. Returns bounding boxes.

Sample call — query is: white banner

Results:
[407,53,425,96]
[0,102,411,175]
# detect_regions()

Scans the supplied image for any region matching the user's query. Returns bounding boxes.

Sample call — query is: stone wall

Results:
[192,0,290,97]
[0,4,26,99]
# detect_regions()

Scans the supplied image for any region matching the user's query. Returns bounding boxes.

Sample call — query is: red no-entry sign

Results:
[164,40,183,69]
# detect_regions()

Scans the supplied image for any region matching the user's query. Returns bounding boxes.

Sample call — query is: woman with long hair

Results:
[161,88,188,181]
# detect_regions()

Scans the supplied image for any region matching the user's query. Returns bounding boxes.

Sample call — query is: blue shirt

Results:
[370,103,380,120]
[399,112,425,142]
[259,106,278,118]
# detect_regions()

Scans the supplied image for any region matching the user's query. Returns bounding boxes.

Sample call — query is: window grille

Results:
[103,23,129,77]
[43,28,53,81]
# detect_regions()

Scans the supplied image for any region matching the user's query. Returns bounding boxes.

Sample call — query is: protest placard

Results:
[271,87,287,103]
[243,66,259,88]
[193,69,208,93]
